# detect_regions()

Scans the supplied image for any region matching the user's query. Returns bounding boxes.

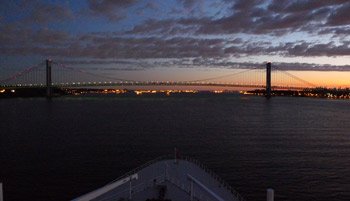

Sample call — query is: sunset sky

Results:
[1,0,350,87]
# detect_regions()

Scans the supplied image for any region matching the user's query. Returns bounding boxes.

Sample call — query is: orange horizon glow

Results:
[1,67,349,89]
[128,68,350,89]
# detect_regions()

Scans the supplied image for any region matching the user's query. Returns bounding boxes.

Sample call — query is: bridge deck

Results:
[72,159,243,201]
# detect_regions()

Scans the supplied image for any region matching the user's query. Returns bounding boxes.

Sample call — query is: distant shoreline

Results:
[1,87,349,99]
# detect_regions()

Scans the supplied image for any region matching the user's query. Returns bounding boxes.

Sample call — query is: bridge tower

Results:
[46,59,52,98]
[266,62,271,99]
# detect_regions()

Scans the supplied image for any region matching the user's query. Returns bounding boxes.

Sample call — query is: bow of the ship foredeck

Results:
[73,159,242,201]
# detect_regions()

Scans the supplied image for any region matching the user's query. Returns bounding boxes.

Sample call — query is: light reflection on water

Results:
[0,95,349,201]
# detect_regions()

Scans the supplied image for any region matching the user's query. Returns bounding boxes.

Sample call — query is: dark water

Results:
[1,95,350,201]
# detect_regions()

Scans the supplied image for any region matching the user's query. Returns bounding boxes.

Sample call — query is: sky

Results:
[1,0,350,87]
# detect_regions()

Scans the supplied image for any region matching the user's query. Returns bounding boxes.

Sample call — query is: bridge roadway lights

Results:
[38,61,273,94]
[266,62,272,99]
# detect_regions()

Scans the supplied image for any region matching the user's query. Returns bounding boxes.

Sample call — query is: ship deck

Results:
[72,158,244,201]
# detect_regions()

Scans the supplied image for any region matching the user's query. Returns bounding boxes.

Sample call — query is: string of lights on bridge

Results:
[0,60,317,91]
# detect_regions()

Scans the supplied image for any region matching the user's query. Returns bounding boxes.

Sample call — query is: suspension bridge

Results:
[0,60,317,98]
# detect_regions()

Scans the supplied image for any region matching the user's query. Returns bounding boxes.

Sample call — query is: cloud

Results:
[191,59,350,71]
[1,0,350,69]
[144,2,158,10]
[284,41,350,57]
[83,36,229,58]
[31,29,71,46]
[0,32,241,59]
[55,58,350,72]
[271,62,350,71]
[268,0,347,13]
[0,26,70,47]
[60,58,350,73]
[122,0,350,38]
[1,25,350,60]
[327,2,350,26]
[125,18,210,36]
[86,0,138,21]
[177,0,206,16]
[178,0,197,9]
[233,0,264,11]
[318,27,350,36]
[24,2,73,25]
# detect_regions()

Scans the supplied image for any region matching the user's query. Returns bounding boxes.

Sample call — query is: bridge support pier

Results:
[267,188,274,201]
[46,59,52,98]
[266,62,271,99]
[0,183,3,201]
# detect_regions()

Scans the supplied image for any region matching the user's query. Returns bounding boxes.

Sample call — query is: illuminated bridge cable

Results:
[184,68,257,83]
[1,62,318,89]
[278,70,316,88]
[273,65,317,88]
[55,63,137,83]
[0,62,44,84]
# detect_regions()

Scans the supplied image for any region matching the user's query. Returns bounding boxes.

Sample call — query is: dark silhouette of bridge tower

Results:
[266,62,271,99]
[46,59,52,98]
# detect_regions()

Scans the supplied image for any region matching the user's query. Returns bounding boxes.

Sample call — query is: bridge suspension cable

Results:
[55,63,137,83]
[279,71,316,88]
[273,66,317,88]
[0,61,319,90]
[183,67,262,83]
[0,62,44,84]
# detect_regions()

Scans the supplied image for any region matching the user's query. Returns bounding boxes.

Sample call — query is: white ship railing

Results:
[93,174,165,201]
[102,155,245,201]
[166,174,217,201]
[182,156,246,201]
